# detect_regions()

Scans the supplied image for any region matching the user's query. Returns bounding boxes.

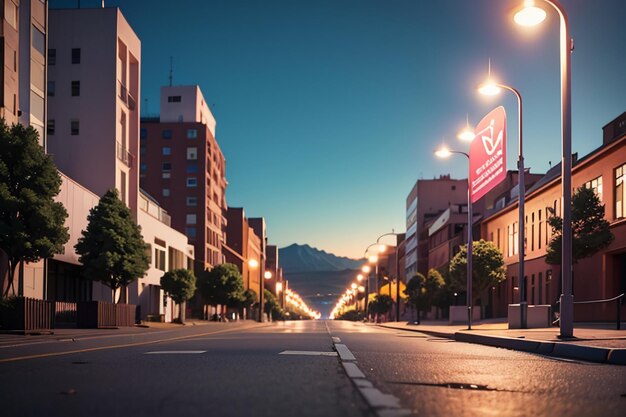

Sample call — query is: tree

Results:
[239,288,257,319]
[264,289,283,321]
[424,268,446,315]
[161,269,196,323]
[368,294,393,321]
[197,263,244,320]
[75,188,150,303]
[449,239,506,306]
[404,273,425,323]
[546,186,614,265]
[0,121,69,298]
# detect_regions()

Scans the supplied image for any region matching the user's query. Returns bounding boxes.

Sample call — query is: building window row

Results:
[47,48,80,65]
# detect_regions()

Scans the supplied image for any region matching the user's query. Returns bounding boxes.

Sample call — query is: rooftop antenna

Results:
[168,57,173,87]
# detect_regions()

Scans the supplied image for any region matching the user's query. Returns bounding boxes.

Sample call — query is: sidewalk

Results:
[377,319,626,365]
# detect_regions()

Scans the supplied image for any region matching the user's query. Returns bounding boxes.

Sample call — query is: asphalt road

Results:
[1,320,625,417]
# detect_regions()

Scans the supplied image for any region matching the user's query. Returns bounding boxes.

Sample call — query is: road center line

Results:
[145,350,206,354]
[0,323,268,363]
[279,350,338,356]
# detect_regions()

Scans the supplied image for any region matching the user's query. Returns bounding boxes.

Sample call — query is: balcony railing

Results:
[116,141,134,167]
[118,81,137,111]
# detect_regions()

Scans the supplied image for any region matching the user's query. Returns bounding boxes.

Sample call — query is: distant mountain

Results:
[279,243,363,273]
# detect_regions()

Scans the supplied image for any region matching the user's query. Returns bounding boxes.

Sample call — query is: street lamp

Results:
[375,231,403,322]
[434,146,474,330]
[478,74,528,329]
[513,0,574,338]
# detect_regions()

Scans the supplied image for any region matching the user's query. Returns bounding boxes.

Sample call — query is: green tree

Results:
[197,263,244,320]
[160,269,196,323]
[546,186,614,265]
[0,121,69,298]
[424,268,446,315]
[239,288,257,319]
[75,188,150,303]
[264,289,283,321]
[368,294,393,321]
[449,239,506,306]
[404,273,425,323]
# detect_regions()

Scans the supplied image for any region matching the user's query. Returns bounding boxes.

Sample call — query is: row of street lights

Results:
[435,0,573,337]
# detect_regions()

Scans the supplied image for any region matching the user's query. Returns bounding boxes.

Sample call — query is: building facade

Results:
[140,85,227,275]
[481,112,626,321]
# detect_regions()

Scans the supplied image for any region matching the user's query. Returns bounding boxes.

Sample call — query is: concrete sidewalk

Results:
[377,319,626,365]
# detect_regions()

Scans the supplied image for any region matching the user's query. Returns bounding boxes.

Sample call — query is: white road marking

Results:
[342,362,366,378]
[279,350,338,357]
[144,350,206,354]
[334,343,356,361]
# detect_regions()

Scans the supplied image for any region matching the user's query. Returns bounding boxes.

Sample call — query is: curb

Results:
[376,324,626,366]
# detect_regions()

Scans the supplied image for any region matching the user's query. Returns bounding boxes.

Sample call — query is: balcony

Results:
[118,81,137,111]
[139,192,171,226]
[116,141,135,167]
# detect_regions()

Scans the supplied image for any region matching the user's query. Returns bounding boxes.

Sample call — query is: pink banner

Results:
[470,106,507,203]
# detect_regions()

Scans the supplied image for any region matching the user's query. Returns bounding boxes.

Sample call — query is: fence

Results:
[0,297,54,331]
[77,301,138,328]
[54,301,77,325]
[554,293,624,330]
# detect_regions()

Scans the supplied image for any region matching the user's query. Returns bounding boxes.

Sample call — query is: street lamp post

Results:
[435,147,473,330]
[478,79,528,329]
[375,231,403,322]
[262,271,272,322]
[248,259,259,321]
[513,0,574,338]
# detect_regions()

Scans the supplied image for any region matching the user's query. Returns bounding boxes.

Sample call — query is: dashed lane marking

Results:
[145,350,206,354]
[279,350,338,357]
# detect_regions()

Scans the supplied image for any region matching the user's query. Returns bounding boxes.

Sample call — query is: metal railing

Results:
[118,81,137,111]
[116,141,134,167]
[554,293,624,330]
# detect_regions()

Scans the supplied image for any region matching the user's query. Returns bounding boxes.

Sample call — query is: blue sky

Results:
[53,0,626,258]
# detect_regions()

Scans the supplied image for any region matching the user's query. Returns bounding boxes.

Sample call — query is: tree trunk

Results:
[3,258,18,298]
[178,301,185,324]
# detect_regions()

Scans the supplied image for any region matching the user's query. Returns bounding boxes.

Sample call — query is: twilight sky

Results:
[53,0,626,259]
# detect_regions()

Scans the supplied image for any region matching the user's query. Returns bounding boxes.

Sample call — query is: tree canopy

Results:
[368,294,393,316]
[546,186,614,265]
[449,239,506,304]
[197,263,244,309]
[0,121,68,297]
[161,269,196,304]
[75,188,150,302]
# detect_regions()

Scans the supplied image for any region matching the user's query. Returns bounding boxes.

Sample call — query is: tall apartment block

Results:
[47,7,140,213]
[140,85,227,273]
[405,175,468,277]
[1,0,47,145]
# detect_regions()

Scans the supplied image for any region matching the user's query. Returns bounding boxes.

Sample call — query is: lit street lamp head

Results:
[478,81,501,96]
[368,255,378,263]
[514,0,547,26]
[264,271,272,279]
[457,127,475,142]
[378,244,386,253]
[357,274,364,282]
[434,146,452,158]
[362,265,371,274]
[248,259,259,268]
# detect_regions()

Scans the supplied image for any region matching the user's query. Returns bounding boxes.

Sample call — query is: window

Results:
[162,162,171,171]
[187,147,197,160]
[140,128,147,139]
[584,176,603,201]
[162,189,170,197]
[71,48,81,64]
[5,1,17,29]
[187,129,197,139]
[185,227,196,239]
[162,129,172,139]
[186,164,198,173]
[186,178,197,188]
[186,214,197,224]
[167,96,182,103]
[507,222,518,257]
[162,172,171,179]
[71,81,80,96]
[616,164,626,219]
[71,120,79,135]
[48,48,56,65]
[162,146,171,156]
[155,248,166,271]
[47,81,55,97]
[32,26,45,56]
[47,120,55,135]
[186,197,197,206]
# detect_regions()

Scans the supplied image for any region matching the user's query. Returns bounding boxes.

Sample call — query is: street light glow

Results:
[248,259,259,268]
[362,265,371,273]
[264,271,272,279]
[478,81,501,96]
[434,146,452,158]
[514,0,547,26]
[351,283,357,289]
[457,127,475,142]
[378,244,386,253]
[368,255,378,263]
[357,274,364,282]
